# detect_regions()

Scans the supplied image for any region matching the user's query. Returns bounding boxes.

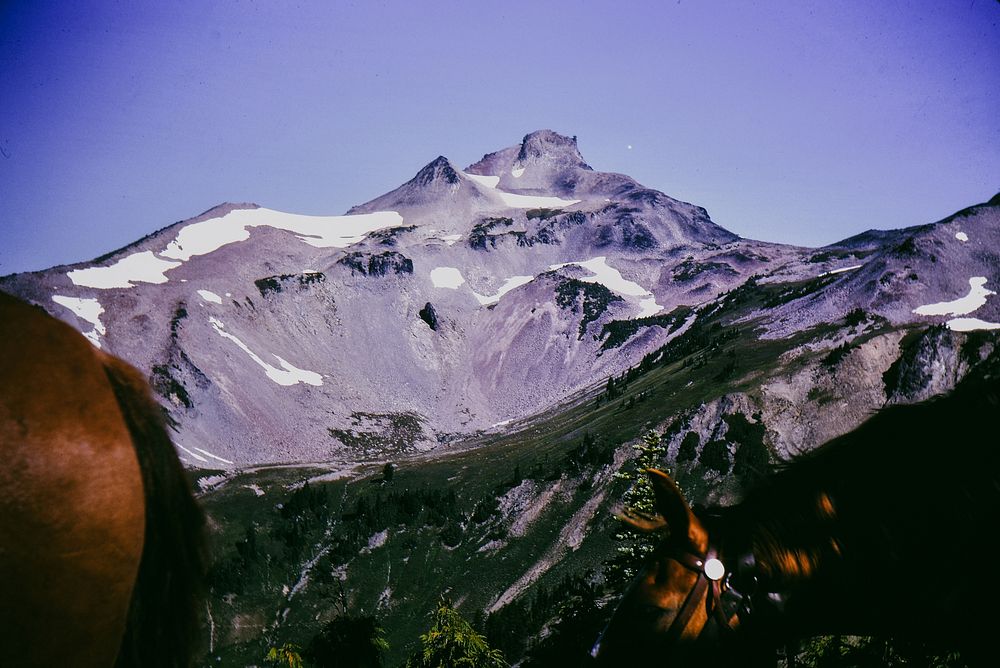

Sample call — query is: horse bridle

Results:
[656,544,750,645]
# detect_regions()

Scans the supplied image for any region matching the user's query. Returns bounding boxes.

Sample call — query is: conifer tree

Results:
[612,430,671,578]
[406,597,507,668]
[265,643,304,668]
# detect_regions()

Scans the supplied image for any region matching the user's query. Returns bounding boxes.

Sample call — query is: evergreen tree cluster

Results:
[209,483,333,596]
[598,307,691,350]
[563,430,615,475]
[553,277,624,338]
[406,598,507,668]
[334,486,464,558]
[306,614,389,668]
[483,571,603,665]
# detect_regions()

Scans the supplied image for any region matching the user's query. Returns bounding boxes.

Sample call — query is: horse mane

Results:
[102,356,207,668]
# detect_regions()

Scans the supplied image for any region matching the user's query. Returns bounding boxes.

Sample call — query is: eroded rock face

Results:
[882,325,993,404]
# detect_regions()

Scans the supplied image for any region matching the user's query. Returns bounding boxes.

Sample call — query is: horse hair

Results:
[103,357,207,668]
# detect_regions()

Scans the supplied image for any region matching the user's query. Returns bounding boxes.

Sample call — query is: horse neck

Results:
[723,426,997,639]
[717,478,852,636]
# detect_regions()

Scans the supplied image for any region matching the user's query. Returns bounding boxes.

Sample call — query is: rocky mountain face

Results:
[2,132,998,472]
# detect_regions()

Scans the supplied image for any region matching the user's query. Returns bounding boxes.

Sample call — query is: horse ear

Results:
[616,508,668,533]
[646,469,693,541]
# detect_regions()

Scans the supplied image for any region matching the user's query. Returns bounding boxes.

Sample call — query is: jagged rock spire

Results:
[412,156,461,187]
[516,130,591,170]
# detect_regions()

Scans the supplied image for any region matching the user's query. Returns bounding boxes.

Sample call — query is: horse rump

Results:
[102,356,207,668]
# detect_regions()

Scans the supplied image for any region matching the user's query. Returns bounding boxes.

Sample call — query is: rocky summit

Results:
[2,131,998,468]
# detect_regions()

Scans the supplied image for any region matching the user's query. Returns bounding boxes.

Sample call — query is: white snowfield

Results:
[180,447,232,467]
[636,297,661,318]
[473,275,535,305]
[551,256,663,318]
[430,266,533,305]
[463,171,580,209]
[162,208,404,261]
[209,317,323,387]
[464,173,500,189]
[913,277,995,316]
[819,264,862,277]
[430,266,466,289]
[181,445,211,464]
[68,208,403,289]
[432,257,662,316]
[946,317,1000,332]
[956,232,969,242]
[912,276,1000,332]
[68,251,181,289]
[52,295,106,347]
[192,447,234,465]
[197,289,223,304]
[438,234,462,245]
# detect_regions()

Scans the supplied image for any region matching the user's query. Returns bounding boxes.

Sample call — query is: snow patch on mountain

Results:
[68,251,181,289]
[473,275,535,305]
[637,297,662,318]
[52,294,106,347]
[956,231,969,242]
[181,445,210,464]
[197,289,223,304]
[511,166,525,178]
[430,267,466,289]
[819,264,862,277]
[550,257,648,296]
[209,317,323,386]
[497,191,581,209]
[193,447,234,465]
[551,256,662,317]
[431,267,534,305]
[67,209,401,290]
[463,170,580,209]
[913,277,995,316]
[464,173,500,189]
[946,317,1000,332]
[162,208,404,261]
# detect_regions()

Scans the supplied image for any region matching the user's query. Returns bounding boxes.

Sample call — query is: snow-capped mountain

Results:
[2,130,998,467]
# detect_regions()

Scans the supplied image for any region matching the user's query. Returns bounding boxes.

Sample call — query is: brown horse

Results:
[0,292,205,667]
[593,356,1000,666]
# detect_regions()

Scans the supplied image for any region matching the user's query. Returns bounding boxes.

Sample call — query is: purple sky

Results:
[1,0,998,275]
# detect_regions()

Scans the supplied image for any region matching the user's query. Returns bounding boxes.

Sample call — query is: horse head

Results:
[593,469,772,666]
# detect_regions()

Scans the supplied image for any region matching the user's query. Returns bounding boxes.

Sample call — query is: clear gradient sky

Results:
[1,0,998,275]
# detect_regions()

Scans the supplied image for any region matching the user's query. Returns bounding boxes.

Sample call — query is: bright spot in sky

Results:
[627,145,633,150]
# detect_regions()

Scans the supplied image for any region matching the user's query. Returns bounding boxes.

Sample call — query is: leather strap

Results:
[663,565,711,645]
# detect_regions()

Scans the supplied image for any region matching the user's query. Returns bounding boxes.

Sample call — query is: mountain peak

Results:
[517,130,590,170]
[412,155,460,187]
